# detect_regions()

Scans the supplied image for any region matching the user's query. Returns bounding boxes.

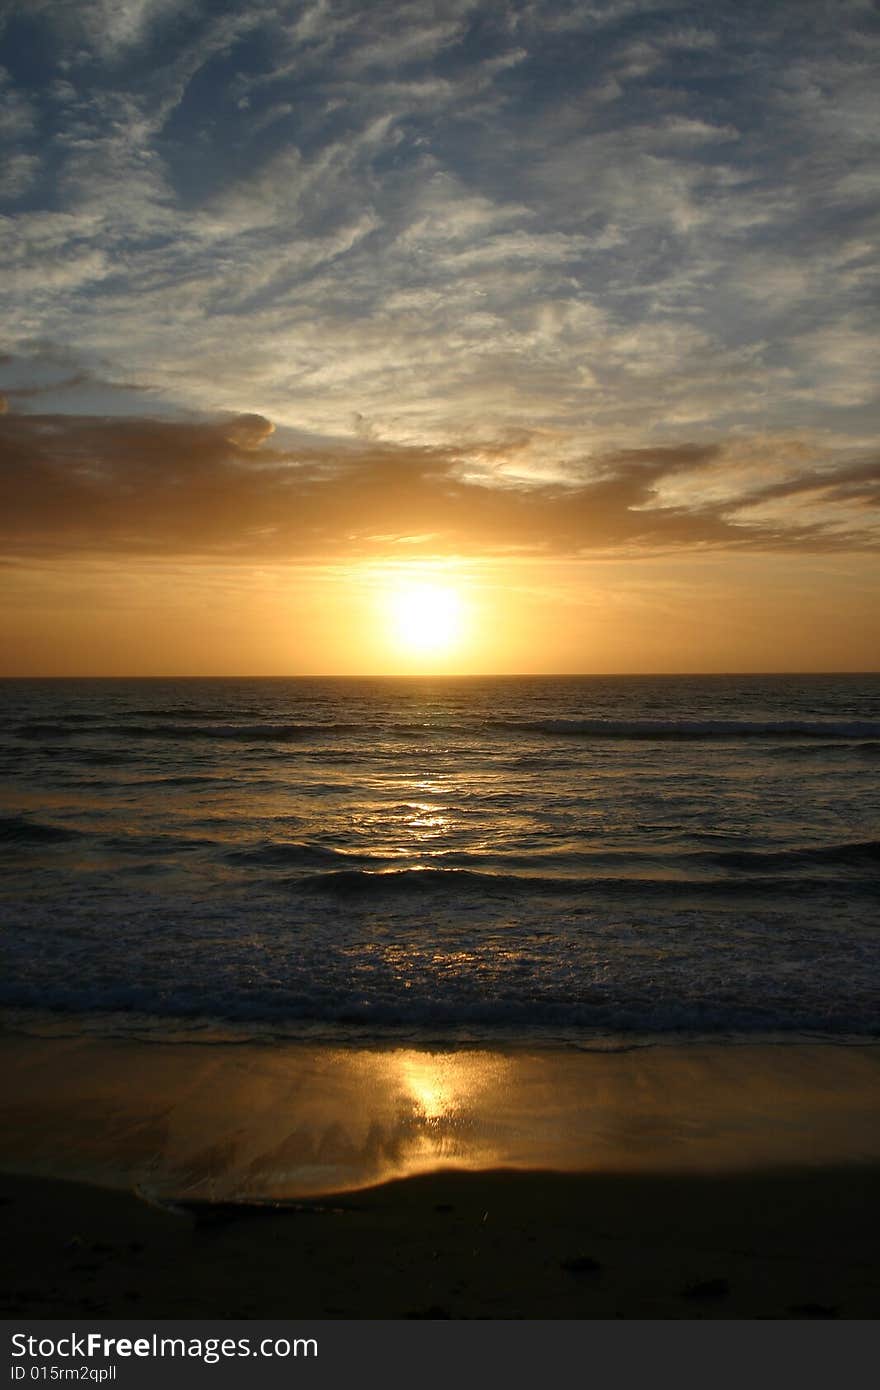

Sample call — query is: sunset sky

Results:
[1,0,878,674]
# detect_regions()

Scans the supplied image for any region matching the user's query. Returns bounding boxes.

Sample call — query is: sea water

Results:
[1,674,877,1044]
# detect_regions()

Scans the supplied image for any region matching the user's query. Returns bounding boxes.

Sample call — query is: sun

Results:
[387,581,465,656]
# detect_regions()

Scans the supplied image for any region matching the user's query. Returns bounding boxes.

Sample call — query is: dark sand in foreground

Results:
[2,1035,878,1318]
[2,1165,879,1319]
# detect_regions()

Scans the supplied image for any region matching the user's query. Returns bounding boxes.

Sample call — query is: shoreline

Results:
[5,1005,879,1050]
[1,1035,879,1198]
[3,1032,878,1318]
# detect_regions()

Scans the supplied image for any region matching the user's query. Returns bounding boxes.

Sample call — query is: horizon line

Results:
[2,670,878,681]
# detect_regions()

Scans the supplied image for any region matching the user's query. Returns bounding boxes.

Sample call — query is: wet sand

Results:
[1,1034,878,1317]
[2,1034,879,1197]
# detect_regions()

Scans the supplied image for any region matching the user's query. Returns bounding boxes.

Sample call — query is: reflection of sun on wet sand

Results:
[1,1036,879,1317]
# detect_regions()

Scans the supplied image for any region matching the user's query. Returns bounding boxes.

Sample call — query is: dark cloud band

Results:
[1,408,876,559]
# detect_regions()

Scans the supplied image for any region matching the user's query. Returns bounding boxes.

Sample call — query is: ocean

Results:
[1,674,878,1046]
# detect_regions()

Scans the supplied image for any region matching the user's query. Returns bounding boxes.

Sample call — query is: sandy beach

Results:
[2,1163,879,1320]
[1,1034,878,1318]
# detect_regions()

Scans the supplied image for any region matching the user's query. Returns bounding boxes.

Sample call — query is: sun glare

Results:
[387,581,465,657]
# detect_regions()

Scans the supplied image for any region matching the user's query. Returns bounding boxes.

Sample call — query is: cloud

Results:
[0,0,876,465]
[0,152,39,198]
[20,0,196,60]
[0,64,35,140]
[0,343,157,413]
[1,408,876,561]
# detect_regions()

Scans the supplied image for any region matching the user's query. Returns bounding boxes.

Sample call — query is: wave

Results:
[379,840,880,874]
[100,722,354,741]
[128,707,267,720]
[11,722,878,756]
[72,749,141,765]
[764,740,880,758]
[290,864,876,899]
[14,722,79,739]
[232,838,880,876]
[226,841,378,869]
[102,833,220,854]
[294,866,501,896]
[490,718,880,740]
[1,984,876,1039]
[0,814,81,844]
[710,840,880,870]
[12,720,362,742]
[11,712,880,745]
[118,774,225,787]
